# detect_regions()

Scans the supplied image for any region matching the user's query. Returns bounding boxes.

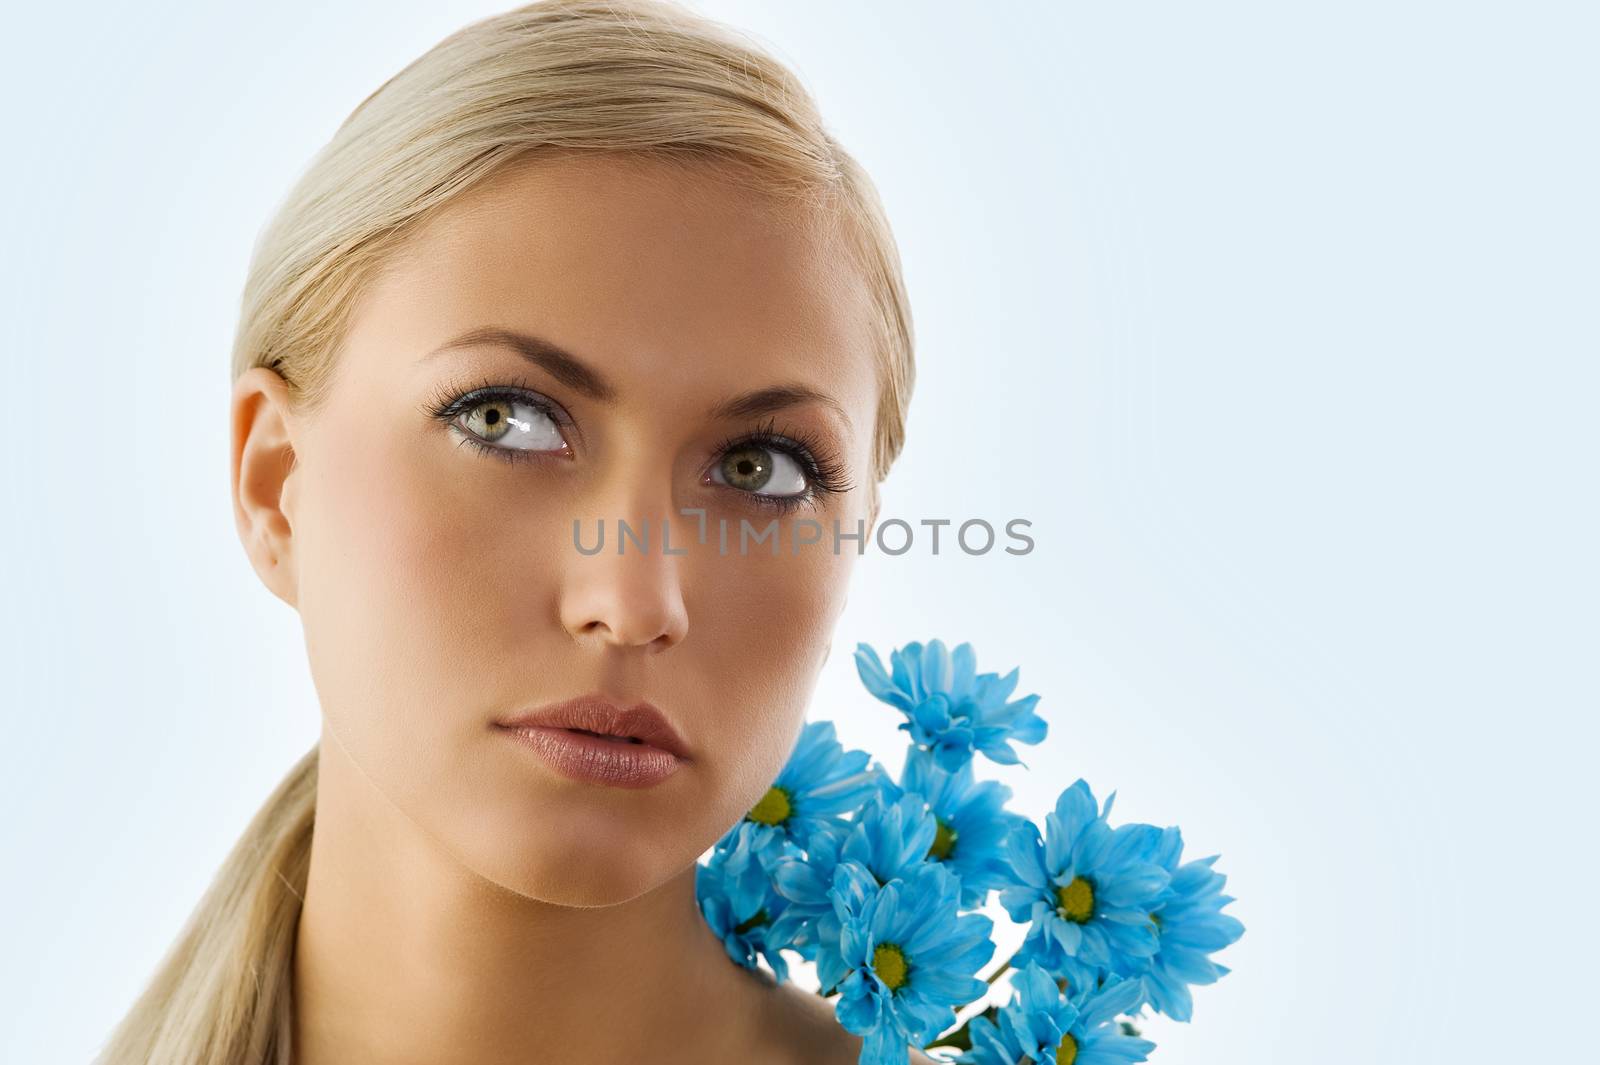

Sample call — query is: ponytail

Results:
[93,745,317,1065]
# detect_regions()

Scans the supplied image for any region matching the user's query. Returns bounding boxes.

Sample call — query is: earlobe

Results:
[231,366,302,608]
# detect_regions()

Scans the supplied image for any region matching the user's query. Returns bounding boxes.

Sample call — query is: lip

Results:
[494,694,690,789]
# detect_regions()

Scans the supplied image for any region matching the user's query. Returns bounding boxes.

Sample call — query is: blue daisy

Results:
[854,639,1047,771]
[754,720,885,848]
[999,780,1170,987]
[771,790,938,976]
[695,855,795,984]
[881,746,1028,909]
[767,817,851,964]
[1114,825,1245,1021]
[839,789,941,887]
[706,817,802,920]
[826,859,996,1065]
[957,961,1156,1065]
[714,720,883,914]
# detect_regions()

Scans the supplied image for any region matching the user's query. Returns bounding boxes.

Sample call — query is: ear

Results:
[231,366,302,608]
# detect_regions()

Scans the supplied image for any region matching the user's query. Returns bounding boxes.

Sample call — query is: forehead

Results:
[349,153,879,438]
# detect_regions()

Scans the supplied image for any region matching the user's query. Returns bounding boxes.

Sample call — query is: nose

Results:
[559,513,690,653]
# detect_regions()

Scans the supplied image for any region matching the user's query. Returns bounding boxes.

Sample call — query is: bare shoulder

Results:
[756,979,863,1065]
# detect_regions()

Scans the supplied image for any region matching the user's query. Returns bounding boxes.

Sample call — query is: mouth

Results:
[496,720,685,789]
[563,727,645,745]
[494,693,692,761]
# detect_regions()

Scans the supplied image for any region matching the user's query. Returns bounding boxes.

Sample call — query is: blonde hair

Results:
[96,2,913,1062]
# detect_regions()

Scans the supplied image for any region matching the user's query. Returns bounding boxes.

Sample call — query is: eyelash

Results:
[418,376,854,514]
[419,374,574,463]
[708,416,855,514]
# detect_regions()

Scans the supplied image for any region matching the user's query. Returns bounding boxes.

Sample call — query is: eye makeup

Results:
[417,376,853,512]
[702,416,853,514]
[419,374,576,464]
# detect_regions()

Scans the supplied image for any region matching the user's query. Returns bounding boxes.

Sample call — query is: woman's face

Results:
[255,154,881,905]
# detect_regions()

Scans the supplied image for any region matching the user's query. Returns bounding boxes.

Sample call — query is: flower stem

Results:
[923,1025,972,1051]
[924,1004,998,1052]
[984,951,1017,987]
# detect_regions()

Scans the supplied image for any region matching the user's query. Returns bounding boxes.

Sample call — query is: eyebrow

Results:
[423,326,618,402]
[423,326,852,436]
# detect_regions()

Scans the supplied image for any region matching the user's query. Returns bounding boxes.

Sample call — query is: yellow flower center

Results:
[872,942,909,991]
[927,817,959,861]
[1057,1032,1079,1065]
[1055,876,1095,924]
[747,786,792,826]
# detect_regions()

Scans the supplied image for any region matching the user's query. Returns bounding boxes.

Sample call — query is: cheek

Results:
[293,417,528,791]
[683,523,856,807]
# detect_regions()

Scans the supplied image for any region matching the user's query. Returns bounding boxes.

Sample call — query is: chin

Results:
[451,804,690,907]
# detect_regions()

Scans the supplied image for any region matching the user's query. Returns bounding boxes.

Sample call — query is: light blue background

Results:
[2,2,1593,1062]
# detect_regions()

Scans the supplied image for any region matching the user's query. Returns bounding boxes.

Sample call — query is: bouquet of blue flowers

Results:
[695,639,1245,1065]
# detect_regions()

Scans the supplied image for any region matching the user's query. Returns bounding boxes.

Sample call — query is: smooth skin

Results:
[231,153,938,1065]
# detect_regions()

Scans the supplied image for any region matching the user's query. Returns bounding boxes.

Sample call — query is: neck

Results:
[291,729,775,1065]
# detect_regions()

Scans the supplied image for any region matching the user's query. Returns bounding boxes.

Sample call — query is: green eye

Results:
[712,444,807,497]
[460,398,565,452]
[720,446,771,491]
